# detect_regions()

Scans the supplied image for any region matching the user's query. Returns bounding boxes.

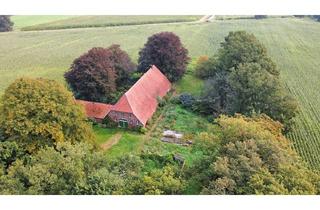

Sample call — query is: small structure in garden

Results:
[161,130,192,146]
[173,153,185,165]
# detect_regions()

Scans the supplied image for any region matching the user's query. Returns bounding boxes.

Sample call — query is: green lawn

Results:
[93,125,143,159]
[1,16,320,168]
[93,126,118,144]
[106,132,143,159]
[175,59,204,96]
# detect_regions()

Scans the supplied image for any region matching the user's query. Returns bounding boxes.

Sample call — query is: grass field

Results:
[11,16,78,30]
[93,126,118,144]
[105,132,142,159]
[18,16,201,31]
[175,59,204,96]
[1,16,320,168]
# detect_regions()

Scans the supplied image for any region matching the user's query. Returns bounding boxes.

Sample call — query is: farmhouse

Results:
[76,65,171,128]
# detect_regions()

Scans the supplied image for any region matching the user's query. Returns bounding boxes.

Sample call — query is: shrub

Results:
[157,96,167,107]
[254,15,268,19]
[140,127,147,134]
[195,56,218,79]
[169,96,180,105]
[0,16,13,32]
[102,117,118,128]
[178,93,195,109]
[138,32,190,82]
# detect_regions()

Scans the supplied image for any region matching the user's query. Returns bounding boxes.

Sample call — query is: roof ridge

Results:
[125,65,157,95]
[123,93,134,113]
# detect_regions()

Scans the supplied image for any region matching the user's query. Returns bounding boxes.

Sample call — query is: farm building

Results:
[76,100,112,123]
[76,65,171,128]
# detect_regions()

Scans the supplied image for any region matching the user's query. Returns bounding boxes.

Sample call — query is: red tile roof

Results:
[112,65,171,125]
[76,100,112,120]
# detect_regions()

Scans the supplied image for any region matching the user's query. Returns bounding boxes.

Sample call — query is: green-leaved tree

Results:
[0,78,94,153]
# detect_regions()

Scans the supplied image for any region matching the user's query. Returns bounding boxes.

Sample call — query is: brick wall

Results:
[107,110,143,128]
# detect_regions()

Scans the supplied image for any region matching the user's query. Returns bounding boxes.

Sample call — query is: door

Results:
[119,119,128,128]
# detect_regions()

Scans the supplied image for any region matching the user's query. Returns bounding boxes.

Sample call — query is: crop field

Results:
[1,16,320,168]
[11,15,78,30]
[18,15,202,31]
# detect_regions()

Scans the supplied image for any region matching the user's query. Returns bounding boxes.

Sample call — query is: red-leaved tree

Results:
[138,32,190,82]
[65,47,117,102]
[107,44,136,87]
[65,45,136,103]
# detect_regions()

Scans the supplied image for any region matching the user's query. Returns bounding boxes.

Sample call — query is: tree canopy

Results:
[138,31,190,82]
[195,31,297,128]
[0,78,94,153]
[0,15,13,32]
[187,115,320,195]
[65,45,136,103]
[107,44,136,87]
[0,142,125,194]
[64,47,117,102]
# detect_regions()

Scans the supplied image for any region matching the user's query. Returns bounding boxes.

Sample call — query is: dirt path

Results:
[198,15,215,22]
[100,133,123,151]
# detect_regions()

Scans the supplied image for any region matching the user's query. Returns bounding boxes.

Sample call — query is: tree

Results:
[0,142,127,195]
[0,139,154,195]
[134,166,184,195]
[65,46,136,103]
[0,15,13,32]
[195,72,234,116]
[217,31,278,76]
[227,63,297,127]
[312,15,320,22]
[254,15,268,19]
[107,44,136,88]
[196,31,297,128]
[198,115,320,195]
[138,32,190,82]
[0,78,94,153]
[64,47,117,102]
